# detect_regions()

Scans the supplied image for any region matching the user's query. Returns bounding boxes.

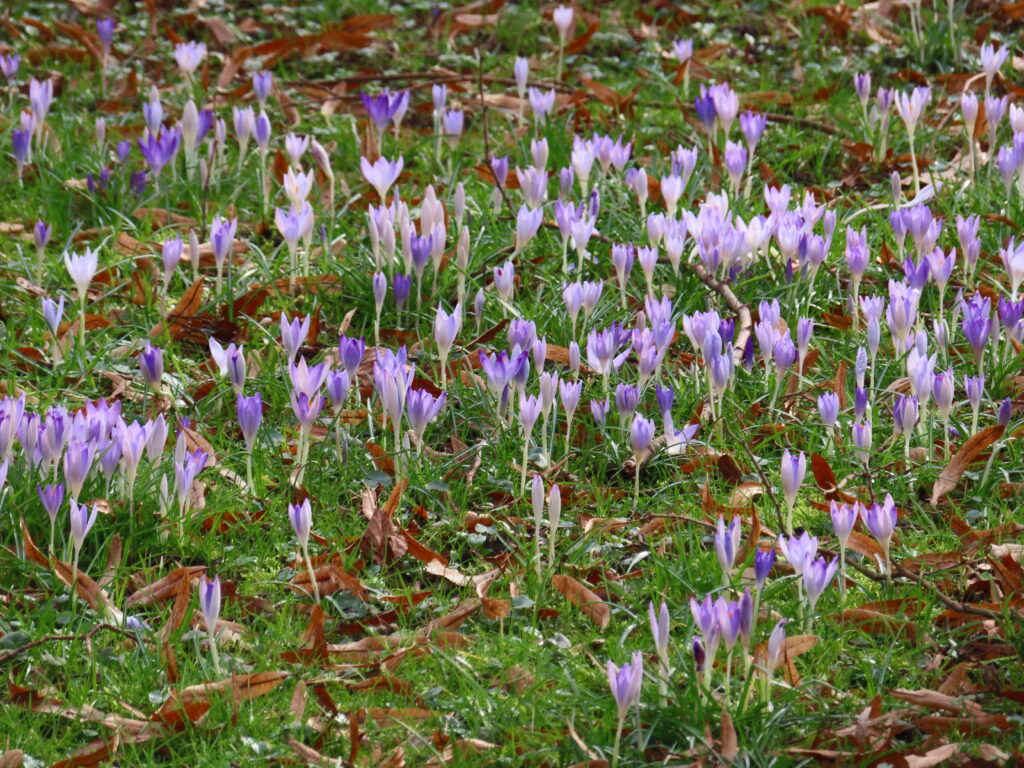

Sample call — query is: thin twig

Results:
[0,623,138,666]
[689,262,753,371]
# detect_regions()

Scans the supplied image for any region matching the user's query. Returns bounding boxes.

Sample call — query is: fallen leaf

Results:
[551,574,610,631]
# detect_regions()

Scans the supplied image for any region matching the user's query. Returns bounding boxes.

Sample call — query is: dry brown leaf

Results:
[551,574,610,631]
[931,425,1005,504]
[720,710,738,759]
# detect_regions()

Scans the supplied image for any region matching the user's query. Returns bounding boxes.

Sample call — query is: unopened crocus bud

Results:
[569,341,581,375]
[394,274,412,311]
[373,271,387,314]
[41,296,65,335]
[818,391,839,427]
[754,548,775,590]
[854,386,869,420]
[472,287,485,325]
[236,393,261,451]
[252,70,272,104]
[998,397,1012,427]
[715,516,741,580]
[199,574,221,636]
[514,56,529,99]
[289,498,312,549]
[494,261,515,303]
[780,449,806,517]
[139,344,163,391]
[630,414,655,459]
[852,420,872,466]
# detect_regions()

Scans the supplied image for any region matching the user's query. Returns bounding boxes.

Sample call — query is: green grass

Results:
[1,1,1024,766]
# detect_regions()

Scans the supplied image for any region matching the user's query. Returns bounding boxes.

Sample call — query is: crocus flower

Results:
[209,340,246,392]
[630,414,655,462]
[198,574,222,672]
[235,391,261,449]
[780,449,806,533]
[0,54,19,81]
[174,41,206,75]
[64,248,98,301]
[553,4,575,41]
[280,314,312,362]
[607,651,643,761]
[494,261,515,304]
[514,205,543,253]
[778,531,818,576]
[63,439,95,500]
[802,556,838,615]
[12,129,30,178]
[754,548,775,590]
[407,389,446,451]
[862,493,897,580]
[442,109,464,144]
[138,344,163,392]
[69,498,99,565]
[252,70,272,103]
[137,126,181,179]
[715,516,741,581]
[29,78,54,130]
[360,155,403,201]
[289,498,312,549]
[41,296,65,335]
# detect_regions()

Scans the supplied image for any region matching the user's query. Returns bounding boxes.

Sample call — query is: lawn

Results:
[1,0,1023,766]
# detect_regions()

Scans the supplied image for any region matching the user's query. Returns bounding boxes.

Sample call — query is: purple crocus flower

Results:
[755,548,775,590]
[96,17,115,55]
[139,344,163,391]
[360,155,403,201]
[830,501,858,550]
[694,86,717,133]
[209,339,246,391]
[236,393,262,451]
[407,389,446,448]
[442,109,464,142]
[607,651,644,728]
[29,78,54,129]
[394,274,412,310]
[780,449,806,531]
[199,574,221,638]
[174,41,206,75]
[12,129,30,176]
[289,498,312,548]
[360,90,400,133]
[960,292,992,367]
[210,215,238,273]
[252,70,272,104]
[290,391,325,434]
[614,383,639,422]
[338,335,366,380]
[63,438,95,499]
[715,516,741,580]
[0,54,19,81]
[38,483,64,526]
[861,494,897,574]
[69,499,99,560]
[279,314,312,362]
[630,414,655,460]
[41,296,65,335]
[818,391,839,427]
[778,531,818,575]
[802,556,838,613]
[326,370,350,409]
[137,126,181,180]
